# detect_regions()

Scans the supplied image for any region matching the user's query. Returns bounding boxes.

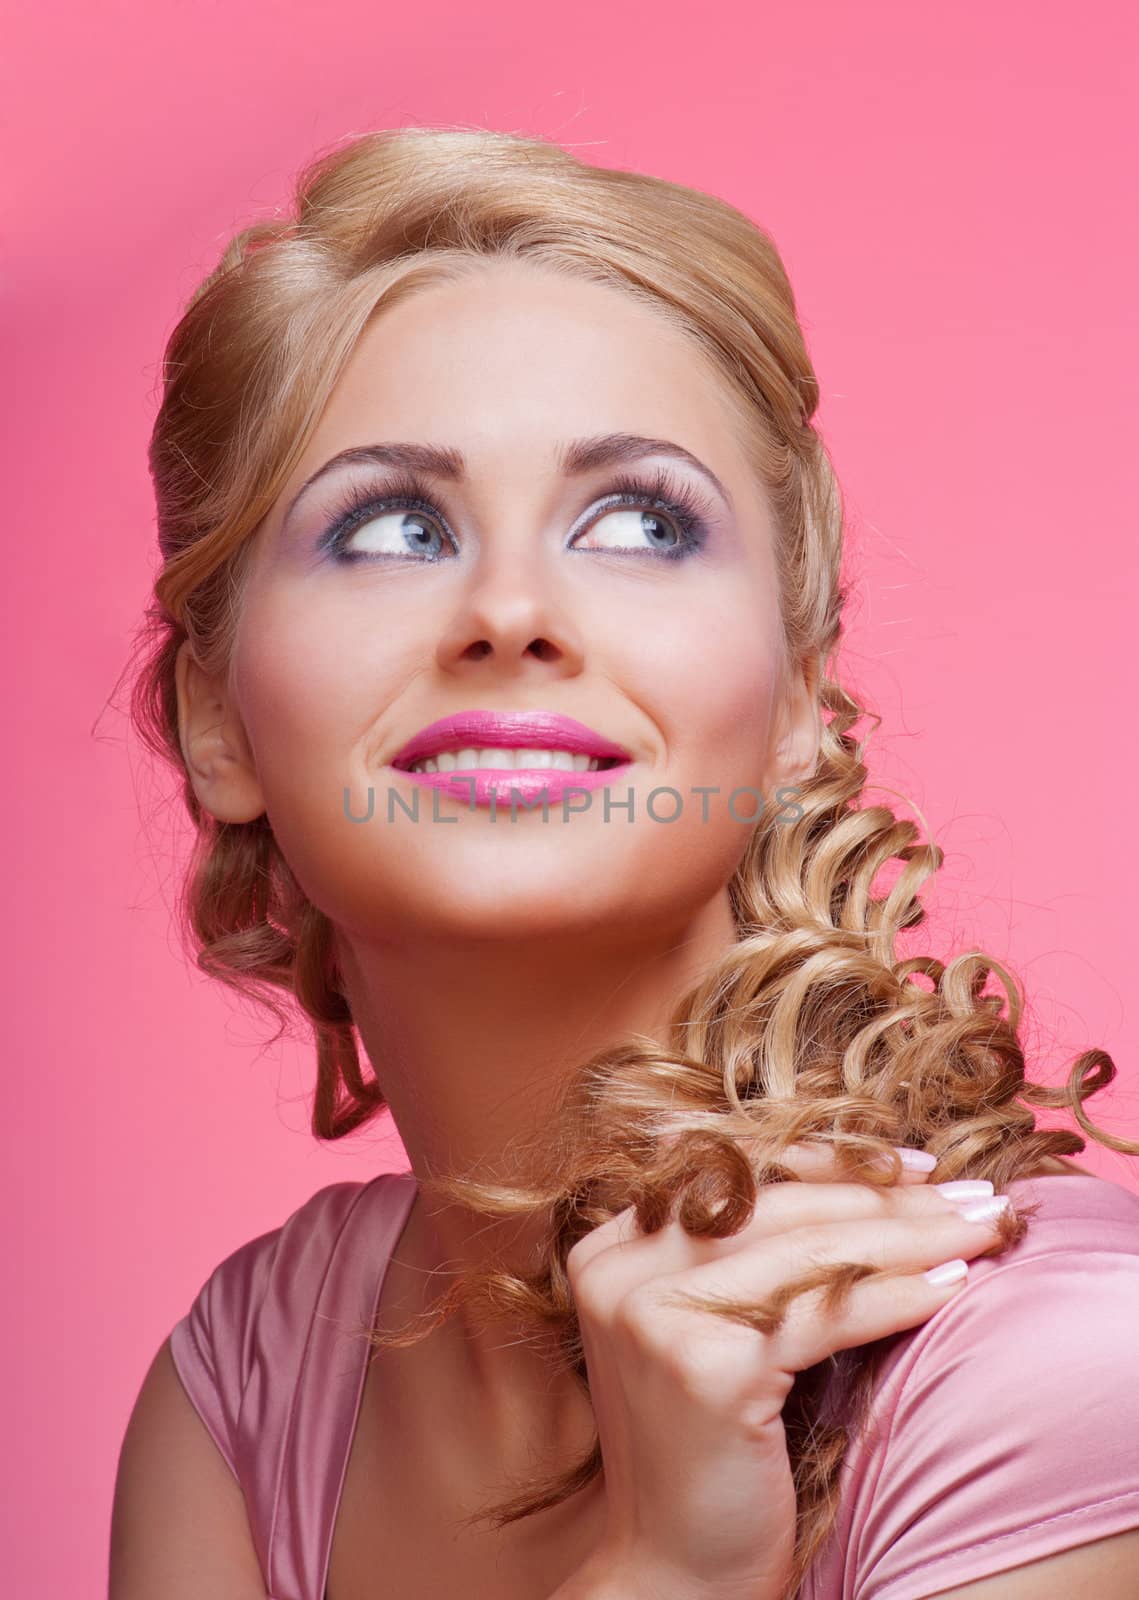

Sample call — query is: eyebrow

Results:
[281,432,734,525]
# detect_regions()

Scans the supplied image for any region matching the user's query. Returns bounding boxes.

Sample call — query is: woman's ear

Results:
[762,653,821,795]
[174,640,266,823]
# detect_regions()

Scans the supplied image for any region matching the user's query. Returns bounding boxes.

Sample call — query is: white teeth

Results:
[407,747,607,776]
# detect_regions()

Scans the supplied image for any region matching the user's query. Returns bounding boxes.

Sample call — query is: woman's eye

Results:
[319,476,707,565]
[334,509,451,563]
[572,506,684,555]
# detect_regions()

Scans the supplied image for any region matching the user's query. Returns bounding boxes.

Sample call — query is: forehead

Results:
[307,259,757,473]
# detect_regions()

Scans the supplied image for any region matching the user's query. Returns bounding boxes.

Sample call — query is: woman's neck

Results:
[337,892,739,1418]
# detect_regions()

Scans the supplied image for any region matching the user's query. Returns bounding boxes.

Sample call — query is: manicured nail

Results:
[894,1146,938,1172]
[924,1258,969,1287]
[958,1195,1013,1225]
[935,1180,994,1202]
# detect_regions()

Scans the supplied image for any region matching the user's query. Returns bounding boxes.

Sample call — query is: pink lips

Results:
[389,710,632,770]
[387,710,635,810]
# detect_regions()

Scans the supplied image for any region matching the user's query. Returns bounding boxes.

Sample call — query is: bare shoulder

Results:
[109,1335,267,1599]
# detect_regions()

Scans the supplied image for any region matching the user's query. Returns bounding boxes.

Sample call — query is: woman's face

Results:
[182,259,818,947]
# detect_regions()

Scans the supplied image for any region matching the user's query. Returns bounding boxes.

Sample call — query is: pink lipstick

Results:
[387,709,635,809]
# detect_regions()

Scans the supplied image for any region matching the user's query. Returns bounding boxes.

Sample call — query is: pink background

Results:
[5,1,1137,1591]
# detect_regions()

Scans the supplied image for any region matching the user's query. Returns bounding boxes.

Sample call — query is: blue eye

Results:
[317,477,456,565]
[316,465,712,566]
[569,498,691,559]
[329,506,451,563]
[567,467,713,562]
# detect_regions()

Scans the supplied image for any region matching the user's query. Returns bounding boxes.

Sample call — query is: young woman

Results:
[110,127,1139,1600]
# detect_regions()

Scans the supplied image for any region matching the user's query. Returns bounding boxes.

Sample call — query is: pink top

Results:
[169,1170,1139,1600]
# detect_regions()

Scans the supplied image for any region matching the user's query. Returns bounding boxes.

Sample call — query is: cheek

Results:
[233,583,418,765]
[602,599,784,908]
[233,602,351,773]
[630,594,784,783]
[229,591,410,904]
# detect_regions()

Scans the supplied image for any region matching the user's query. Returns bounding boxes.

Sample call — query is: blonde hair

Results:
[129,126,1135,1595]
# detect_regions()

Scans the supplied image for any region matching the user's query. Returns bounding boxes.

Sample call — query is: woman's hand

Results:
[559,1143,1011,1600]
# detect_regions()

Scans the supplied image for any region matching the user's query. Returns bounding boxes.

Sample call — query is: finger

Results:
[873,1146,941,1186]
[566,1139,942,1279]
[768,1256,973,1373]
[653,1132,939,1188]
[741,1138,937,1188]
[569,1171,996,1287]
[641,1201,1013,1321]
[601,1255,979,1430]
[717,1176,996,1242]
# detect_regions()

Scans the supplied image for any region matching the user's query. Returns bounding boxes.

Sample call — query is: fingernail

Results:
[935,1180,994,1202]
[924,1258,969,1287]
[958,1195,1013,1225]
[894,1146,938,1172]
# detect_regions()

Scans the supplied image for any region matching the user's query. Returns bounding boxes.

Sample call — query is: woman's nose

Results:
[433,549,586,677]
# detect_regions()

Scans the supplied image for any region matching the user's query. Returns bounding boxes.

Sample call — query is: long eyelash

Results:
[318,470,452,563]
[593,465,714,559]
[317,463,716,564]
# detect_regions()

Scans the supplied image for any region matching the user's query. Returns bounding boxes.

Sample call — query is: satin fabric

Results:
[170,1172,417,1599]
[169,1170,1139,1599]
